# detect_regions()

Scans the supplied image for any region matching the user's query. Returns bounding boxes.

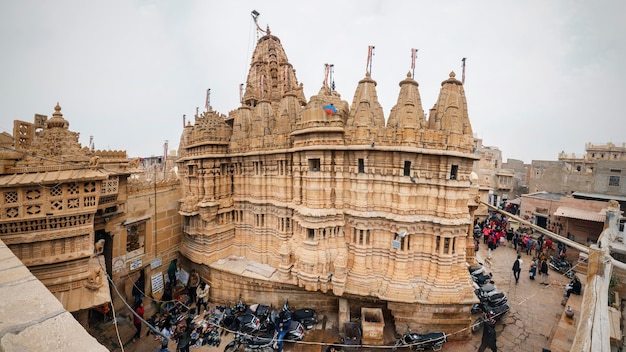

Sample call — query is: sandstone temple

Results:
[0,104,133,320]
[177,30,480,337]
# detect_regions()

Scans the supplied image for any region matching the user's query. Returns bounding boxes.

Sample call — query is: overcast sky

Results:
[1,1,624,163]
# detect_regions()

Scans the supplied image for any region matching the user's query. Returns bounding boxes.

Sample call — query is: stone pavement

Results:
[442,243,572,352]
[90,243,573,352]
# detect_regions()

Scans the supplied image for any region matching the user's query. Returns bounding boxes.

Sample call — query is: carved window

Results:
[403,161,411,176]
[435,236,441,253]
[609,176,620,187]
[68,198,79,209]
[309,159,320,172]
[50,185,63,197]
[67,183,79,195]
[51,199,63,211]
[358,159,365,174]
[101,177,119,195]
[6,207,19,218]
[450,165,458,180]
[126,222,146,254]
[83,182,96,193]
[26,205,41,215]
[25,188,41,201]
[308,228,315,241]
[4,191,18,204]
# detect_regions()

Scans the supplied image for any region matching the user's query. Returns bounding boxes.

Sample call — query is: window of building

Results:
[253,161,263,175]
[308,228,315,241]
[309,159,320,172]
[609,175,620,187]
[435,236,441,253]
[450,165,458,180]
[126,222,146,255]
[358,159,365,174]
[403,161,411,176]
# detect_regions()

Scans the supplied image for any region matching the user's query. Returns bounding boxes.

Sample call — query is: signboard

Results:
[178,269,189,286]
[151,272,164,293]
[112,255,126,273]
[151,257,162,269]
[130,257,142,271]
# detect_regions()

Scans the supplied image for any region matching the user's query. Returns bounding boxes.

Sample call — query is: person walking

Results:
[187,269,200,308]
[196,281,209,313]
[540,257,549,285]
[477,312,498,352]
[529,257,538,280]
[133,301,144,342]
[132,270,145,308]
[167,258,178,287]
[512,254,522,283]
[175,324,191,352]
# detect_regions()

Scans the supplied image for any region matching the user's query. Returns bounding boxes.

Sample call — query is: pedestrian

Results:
[529,257,538,280]
[187,269,200,308]
[161,282,173,313]
[274,302,292,352]
[526,238,534,256]
[512,254,522,283]
[477,311,498,352]
[544,238,553,256]
[196,281,209,313]
[132,270,145,308]
[158,321,173,351]
[540,257,549,285]
[565,276,582,297]
[175,324,191,352]
[535,236,543,258]
[488,235,497,260]
[167,258,178,286]
[133,301,144,341]
[326,345,342,352]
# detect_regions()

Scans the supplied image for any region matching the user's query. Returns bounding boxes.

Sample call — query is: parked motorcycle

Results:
[549,255,575,279]
[292,308,318,330]
[219,304,261,334]
[471,303,510,334]
[393,326,447,351]
[223,331,275,352]
[471,272,493,286]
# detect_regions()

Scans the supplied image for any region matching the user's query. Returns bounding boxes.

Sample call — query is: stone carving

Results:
[94,239,105,255]
[86,266,104,290]
[128,157,141,168]
[89,155,100,168]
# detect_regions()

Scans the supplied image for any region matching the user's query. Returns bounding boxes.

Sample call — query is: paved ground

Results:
[90,242,573,352]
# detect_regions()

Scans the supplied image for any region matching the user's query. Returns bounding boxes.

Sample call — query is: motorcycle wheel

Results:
[432,342,444,351]
[566,270,575,279]
[471,317,484,334]
[224,341,239,352]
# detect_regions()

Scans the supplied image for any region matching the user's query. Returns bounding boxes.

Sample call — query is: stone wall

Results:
[0,239,107,351]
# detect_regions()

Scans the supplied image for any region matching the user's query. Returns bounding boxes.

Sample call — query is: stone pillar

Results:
[338,298,350,334]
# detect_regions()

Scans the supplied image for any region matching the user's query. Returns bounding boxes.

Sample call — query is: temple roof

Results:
[242,34,303,106]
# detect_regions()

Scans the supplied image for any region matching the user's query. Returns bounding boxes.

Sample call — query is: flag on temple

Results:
[323,104,337,115]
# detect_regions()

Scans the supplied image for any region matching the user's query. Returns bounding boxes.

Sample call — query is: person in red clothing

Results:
[544,238,553,256]
[133,301,144,341]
